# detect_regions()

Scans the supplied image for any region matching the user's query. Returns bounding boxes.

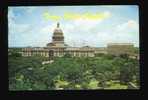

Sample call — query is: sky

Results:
[8,6,139,47]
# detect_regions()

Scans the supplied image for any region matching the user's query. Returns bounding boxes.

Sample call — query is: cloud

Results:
[8,8,31,34]
[62,12,111,47]
[73,18,101,29]
[9,23,30,34]
[25,7,38,13]
[61,17,138,47]
[8,8,37,47]
[116,20,139,33]
[8,6,139,47]
[41,23,55,34]
[95,20,139,47]
[63,18,103,35]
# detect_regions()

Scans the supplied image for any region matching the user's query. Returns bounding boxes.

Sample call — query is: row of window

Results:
[22,51,94,57]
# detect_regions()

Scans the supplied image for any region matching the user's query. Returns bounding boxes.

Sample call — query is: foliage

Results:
[8,53,140,90]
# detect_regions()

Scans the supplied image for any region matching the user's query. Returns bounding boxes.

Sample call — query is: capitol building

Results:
[21,22,138,58]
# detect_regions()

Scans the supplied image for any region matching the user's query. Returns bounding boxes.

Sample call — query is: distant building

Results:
[107,43,135,56]
[20,22,138,58]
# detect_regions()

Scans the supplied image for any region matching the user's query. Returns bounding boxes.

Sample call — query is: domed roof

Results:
[53,22,63,34]
[54,28,63,33]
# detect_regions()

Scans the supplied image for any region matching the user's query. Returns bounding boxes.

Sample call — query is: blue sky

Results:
[8,6,139,47]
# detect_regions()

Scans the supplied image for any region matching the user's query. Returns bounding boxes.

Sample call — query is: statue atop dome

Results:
[57,22,59,28]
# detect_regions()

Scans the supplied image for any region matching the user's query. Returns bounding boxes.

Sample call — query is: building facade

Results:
[21,22,138,58]
[107,43,135,56]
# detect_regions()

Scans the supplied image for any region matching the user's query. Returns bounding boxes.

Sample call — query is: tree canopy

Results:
[9,53,140,90]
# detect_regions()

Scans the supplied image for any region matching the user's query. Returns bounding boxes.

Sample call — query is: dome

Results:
[54,28,63,34]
